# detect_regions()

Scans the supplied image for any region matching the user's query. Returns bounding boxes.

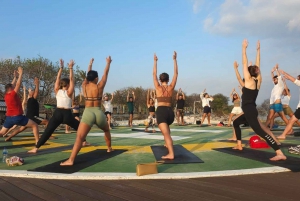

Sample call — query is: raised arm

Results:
[55,59,64,94]
[132,91,136,101]
[238,85,243,94]
[255,40,261,81]
[230,88,235,99]
[67,60,75,97]
[98,56,112,88]
[271,66,275,79]
[169,51,178,89]
[182,91,186,100]
[11,70,17,87]
[278,70,298,85]
[14,67,23,93]
[153,54,159,89]
[22,85,26,111]
[33,77,39,99]
[176,88,180,100]
[79,91,83,103]
[126,91,130,102]
[111,92,114,102]
[233,61,244,87]
[147,89,150,106]
[200,89,206,100]
[282,77,290,97]
[242,39,251,81]
[88,58,94,72]
[152,90,156,99]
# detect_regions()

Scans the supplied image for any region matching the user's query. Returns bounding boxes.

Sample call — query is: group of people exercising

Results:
[1,39,300,163]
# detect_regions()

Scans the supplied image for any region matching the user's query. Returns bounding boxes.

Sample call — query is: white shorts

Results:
[231,107,243,115]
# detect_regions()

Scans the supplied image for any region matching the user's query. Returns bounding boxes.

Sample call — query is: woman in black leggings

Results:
[233,39,286,161]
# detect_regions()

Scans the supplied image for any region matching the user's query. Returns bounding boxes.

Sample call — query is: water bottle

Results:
[2,147,8,163]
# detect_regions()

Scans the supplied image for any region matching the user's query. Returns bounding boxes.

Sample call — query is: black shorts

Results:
[105,111,112,116]
[294,108,300,119]
[177,109,184,115]
[129,111,134,115]
[27,115,43,125]
[156,106,174,125]
[203,106,211,114]
[73,113,80,118]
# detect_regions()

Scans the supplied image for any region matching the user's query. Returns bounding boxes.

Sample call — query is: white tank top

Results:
[281,95,290,106]
[103,100,112,112]
[56,90,72,108]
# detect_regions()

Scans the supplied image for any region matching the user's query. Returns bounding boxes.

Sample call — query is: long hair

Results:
[248,65,259,78]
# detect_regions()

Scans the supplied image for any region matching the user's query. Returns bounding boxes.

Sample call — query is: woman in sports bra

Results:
[145,89,156,132]
[233,39,286,161]
[153,51,178,160]
[227,88,242,127]
[28,59,84,153]
[61,57,113,166]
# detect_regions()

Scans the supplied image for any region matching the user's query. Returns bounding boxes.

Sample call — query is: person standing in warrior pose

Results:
[127,91,135,127]
[199,89,214,126]
[277,72,300,140]
[264,64,290,132]
[153,51,178,159]
[28,59,89,153]
[145,89,156,132]
[103,93,114,130]
[0,67,39,143]
[233,39,285,161]
[227,88,243,127]
[61,56,113,166]
[5,77,49,141]
[176,88,185,126]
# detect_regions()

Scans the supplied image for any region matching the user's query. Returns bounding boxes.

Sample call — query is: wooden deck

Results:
[0,172,299,200]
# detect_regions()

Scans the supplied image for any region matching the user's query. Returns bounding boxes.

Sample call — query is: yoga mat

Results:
[214,147,300,172]
[28,149,127,174]
[132,128,161,133]
[13,145,75,158]
[151,145,204,164]
[0,143,49,149]
[294,132,300,137]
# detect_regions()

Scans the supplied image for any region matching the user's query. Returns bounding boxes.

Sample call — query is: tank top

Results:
[26,97,39,117]
[233,99,241,107]
[5,90,23,116]
[281,95,290,106]
[56,90,72,109]
[177,99,185,109]
[103,100,112,112]
[149,105,155,112]
[242,79,259,107]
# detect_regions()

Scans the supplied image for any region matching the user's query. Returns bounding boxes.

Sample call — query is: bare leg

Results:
[3,125,18,137]
[233,140,243,150]
[278,115,298,139]
[181,112,184,125]
[200,113,207,126]
[228,127,237,141]
[265,109,275,129]
[176,110,180,125]
[207,113,211,125]
[107,114,112,129]
[24,119,39,144]
[0,127,10,137]
[158,123,174,159]
[5,126,26,141]
[102,122,112,152]
[129,114,133,127]
[227,113,234,126]
[278,112,293,134]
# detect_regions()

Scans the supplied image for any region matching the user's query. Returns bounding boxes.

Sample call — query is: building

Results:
[0,100,7,125]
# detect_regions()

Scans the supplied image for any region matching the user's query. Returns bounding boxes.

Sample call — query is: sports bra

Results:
[156,85,172,103]
[242,79,259,106]
[84,85,102,102]
[149,105,155,112]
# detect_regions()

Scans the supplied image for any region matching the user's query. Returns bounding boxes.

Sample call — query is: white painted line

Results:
[0,166,290,180]
[170,129,224,133]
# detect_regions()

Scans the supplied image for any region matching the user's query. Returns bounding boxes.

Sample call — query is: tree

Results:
[257,99,269,117]
[210,93,231,117]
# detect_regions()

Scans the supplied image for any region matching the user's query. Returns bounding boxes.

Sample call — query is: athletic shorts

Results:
[73,113,80,118]
[203,106,211,114]
[177,109,184,115]
[269,103,283,112]
[81,107,107,128]
[231,107,243,115]
[283,106,293,116]
[3,115,29,129]
[105,111,112,116]
[129,111,134,115]
[31,116,42,125]
[156,106,174,125]
[294,108,300,120]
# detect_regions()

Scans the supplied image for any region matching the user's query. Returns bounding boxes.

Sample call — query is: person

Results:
[66,93,82,133]
[28,59,88,153]
[127,91,135,127]
[103,93,114,130]
[233,39,285,161]
[0,67,39,143]
[277,72,300,140]
[264,64,290,132]
[145,89,156,132]
[176,88,185,125]
[199,89,214,126]
[60,56,113,166]
[227,88,243,127]
[153,51,178,159]
[5,77,49,141]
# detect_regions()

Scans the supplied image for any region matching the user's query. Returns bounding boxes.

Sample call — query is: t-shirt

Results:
[5,90,23,116]
[176,99,185,109]
[103,100,112,112]
[127,101,134,112]
[200,93,213,107]
[26,97,39,118]
[270,75,284,104]
[294,79,300,108]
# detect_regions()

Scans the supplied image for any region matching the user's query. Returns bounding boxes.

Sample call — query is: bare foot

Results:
[60,159,74,166]
[28,148,38,153]
[152,129,156,133]
[270,154,287,161]
[162,154,174,160]
[107,147,113,152]
[232,145,243,150]
[227,138,237,141]
[65,131,72,134]
[277,135,286,140]
[5,138,12,141]
[145,128,149,132]
[227,125,231,127]
[82,141,91,147]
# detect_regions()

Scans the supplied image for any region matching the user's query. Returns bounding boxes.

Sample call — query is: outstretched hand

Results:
[17,67,23,74]
[34,77,39,85]
[234,61,239,69]
[68,60,75,68]
[275,63,279,70]
[173,51,177,60]
[154,54,158,61]
[13,70,18,77]
[249,61,252,66]
[23,85,26,91]
[257,40,260,50]
[106,56,112,64]
[60,59,64,68]
[90,58,94,65]
[242,39,248,49]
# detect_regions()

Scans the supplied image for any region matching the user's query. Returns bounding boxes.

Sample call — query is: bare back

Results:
[156,85,173,107]
[83,82,104,107]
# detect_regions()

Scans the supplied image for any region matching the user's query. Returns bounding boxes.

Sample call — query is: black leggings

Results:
[234,104,279,151]
[36,108,80,148]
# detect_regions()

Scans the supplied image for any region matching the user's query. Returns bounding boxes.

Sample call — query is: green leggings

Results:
[81,107,107,128]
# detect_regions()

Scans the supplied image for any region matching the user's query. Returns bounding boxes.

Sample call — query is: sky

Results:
[1,0,300,108]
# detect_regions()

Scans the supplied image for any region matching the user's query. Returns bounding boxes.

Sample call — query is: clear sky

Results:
[1,0,300,108]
